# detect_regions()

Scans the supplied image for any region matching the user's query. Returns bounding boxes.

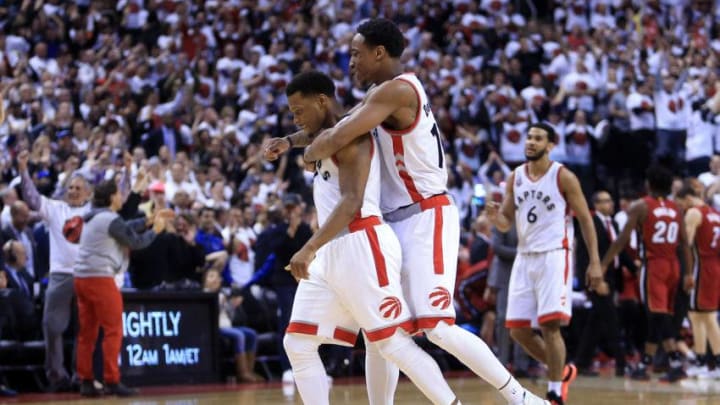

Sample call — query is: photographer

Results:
[73,180,168,397]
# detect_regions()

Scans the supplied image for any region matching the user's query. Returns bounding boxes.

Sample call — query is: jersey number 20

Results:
[651,221,678,244]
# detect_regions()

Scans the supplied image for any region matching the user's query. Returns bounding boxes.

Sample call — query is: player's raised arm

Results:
[304,81,407,162]
[486,172,516,232]
[288,134,373,280]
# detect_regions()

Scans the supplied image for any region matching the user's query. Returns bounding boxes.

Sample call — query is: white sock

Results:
[365,338,399,405]
[426,322,513,389]
[548,381,562,396]
[498,375,526,404]
[687,351,697,361]
[284,334,329,405]
[375,333,458,405]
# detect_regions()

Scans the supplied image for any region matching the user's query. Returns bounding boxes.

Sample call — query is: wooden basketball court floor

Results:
[7,375,720,405]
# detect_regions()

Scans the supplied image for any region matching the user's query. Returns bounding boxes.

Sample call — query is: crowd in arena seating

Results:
[1,0,720,394]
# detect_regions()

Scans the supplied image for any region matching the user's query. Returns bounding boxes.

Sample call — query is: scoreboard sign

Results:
[119,291,221,385]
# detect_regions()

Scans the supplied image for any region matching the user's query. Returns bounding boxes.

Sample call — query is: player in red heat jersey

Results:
[601,165,693,382]
[674,186,720,378]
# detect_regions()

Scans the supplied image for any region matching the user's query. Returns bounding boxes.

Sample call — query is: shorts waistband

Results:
[383,194,452,223]
[518,247,569,256]
[335,216,382,239]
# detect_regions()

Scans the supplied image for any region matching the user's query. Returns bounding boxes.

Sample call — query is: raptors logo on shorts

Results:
[429,286,451,310]
[379,296,402,320]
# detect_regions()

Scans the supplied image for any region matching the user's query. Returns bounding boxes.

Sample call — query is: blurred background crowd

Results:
[1,0,720,393]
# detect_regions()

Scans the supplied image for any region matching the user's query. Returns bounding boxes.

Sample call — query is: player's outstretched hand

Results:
[262,137,290,161]
[288,246,315,281]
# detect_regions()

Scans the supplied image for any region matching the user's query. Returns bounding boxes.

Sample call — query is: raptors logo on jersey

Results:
[512,162,573,253]
[374,73,448,214]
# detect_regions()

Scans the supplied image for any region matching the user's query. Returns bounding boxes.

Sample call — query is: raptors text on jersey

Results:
[512,162,574,253]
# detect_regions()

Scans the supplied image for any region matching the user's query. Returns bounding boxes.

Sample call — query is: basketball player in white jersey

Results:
[294,18,548,405]
[282,71,465,405]
[486,123,604,405]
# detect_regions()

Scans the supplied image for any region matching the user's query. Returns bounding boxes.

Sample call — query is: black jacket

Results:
[254,221,312,287]
[574,214,635,292]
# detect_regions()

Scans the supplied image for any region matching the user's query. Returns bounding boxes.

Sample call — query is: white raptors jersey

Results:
[313,136,382,227]
[374,73,448,213]
[513,162,574,253]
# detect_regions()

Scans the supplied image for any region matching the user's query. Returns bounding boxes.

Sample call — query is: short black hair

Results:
[92,180,117,208]
[645,165,674,195]
[675,184,698,199]
[528,122,557,143]
[286,71,335,98]
[356,18,406,58]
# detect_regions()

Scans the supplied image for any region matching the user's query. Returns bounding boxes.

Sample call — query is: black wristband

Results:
[285,136,294,148]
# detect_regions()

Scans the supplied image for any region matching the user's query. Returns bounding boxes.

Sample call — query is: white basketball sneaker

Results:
[687,364,709,378]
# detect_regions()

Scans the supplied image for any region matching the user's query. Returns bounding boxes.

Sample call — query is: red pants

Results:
[75,277,123,384]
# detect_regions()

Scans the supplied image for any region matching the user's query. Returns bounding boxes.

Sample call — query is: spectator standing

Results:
[18,150,91,392]
[487,224,531,377]
[73,180,167,397]
[573,191,631,377]
[253,193,311,383]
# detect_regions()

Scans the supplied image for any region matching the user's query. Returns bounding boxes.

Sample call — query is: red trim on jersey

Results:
[331,154,340,165]
[364,319,415,342]
[563,248,570,283]
[416,316,455,330]
[392,136,423,202]
[287,321,319,335]
[556,164,565,196]
[348,215,381,232]
[333,327,358,345]
[432,206,444,274]
[381,77,422,136]
[366,227,389,287]
[538,312,571,325]
[419,194,451,210]
[505,319,532,329]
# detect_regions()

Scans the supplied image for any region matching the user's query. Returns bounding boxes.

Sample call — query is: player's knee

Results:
[374,334,413,361]
[283,333,320,358]
[509,326,533,343]
[425,320,454,345]
[540,321,562,337]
